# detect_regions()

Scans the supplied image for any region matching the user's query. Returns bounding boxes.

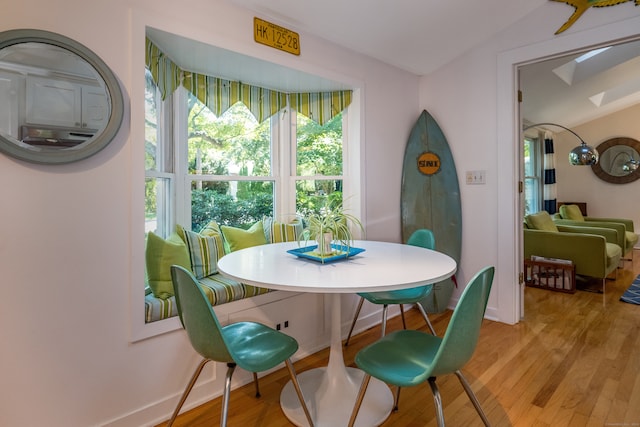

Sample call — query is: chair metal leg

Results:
[399,304,407,329]
[345,297,365,346]
[380,304,389,337]
[348,374,372,427]
[393,386,401,411]
[427,377,445,427]
[454,370,491,427]
[416,302,437,335]
[253,372,261,398]
[167,358,211,426]
[285,359,315,427]
[220,363,236,427]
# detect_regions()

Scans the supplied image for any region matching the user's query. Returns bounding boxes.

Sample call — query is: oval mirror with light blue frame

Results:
[0,29,124,164]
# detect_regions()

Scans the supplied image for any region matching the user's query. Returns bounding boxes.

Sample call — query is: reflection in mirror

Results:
[600,146,639,176]
[0,29,124,164]
[591,137,640,184]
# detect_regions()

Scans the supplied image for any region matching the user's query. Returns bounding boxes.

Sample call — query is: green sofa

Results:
[524,211,622,282]
[555,204,638,259]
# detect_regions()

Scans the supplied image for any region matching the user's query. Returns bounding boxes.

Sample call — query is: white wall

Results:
[0,1,419,426]
[555,104,640,229]
[419,3,640,321]
[3,1,640,425]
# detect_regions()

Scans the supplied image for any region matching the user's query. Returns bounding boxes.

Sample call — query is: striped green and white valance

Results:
[145,39,181,99]
[145,38,351,125]
[182,72,287,124]
[290,91,352,126]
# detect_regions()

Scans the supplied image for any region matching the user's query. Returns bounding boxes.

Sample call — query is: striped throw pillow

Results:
[177,225,225,279]
[263,217,304,243]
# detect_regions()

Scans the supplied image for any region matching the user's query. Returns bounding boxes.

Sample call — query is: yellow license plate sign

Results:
[254,17,300,56]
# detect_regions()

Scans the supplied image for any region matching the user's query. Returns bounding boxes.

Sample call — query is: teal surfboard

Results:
[401,110,461,313]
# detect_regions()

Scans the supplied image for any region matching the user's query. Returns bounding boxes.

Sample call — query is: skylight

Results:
[552,46,612,85]
[575,47,611,63]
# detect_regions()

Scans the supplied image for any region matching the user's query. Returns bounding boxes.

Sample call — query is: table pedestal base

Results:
[280,366,393,427]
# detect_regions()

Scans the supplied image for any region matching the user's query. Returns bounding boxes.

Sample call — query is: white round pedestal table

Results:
[217,240,457,427]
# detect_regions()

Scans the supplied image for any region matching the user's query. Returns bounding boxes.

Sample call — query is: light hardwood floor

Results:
[159,254,640,426]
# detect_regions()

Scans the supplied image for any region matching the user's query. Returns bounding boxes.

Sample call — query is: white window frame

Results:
[175,92,355,228]
[524,135,543,216]
[134,69,362,341]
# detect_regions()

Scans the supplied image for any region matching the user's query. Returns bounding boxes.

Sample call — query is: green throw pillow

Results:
[263,217,303,243]
[177,225,225,279]
[560,204,584,221]
[146,232,191,299]
[200,220,223,238]
[221,220,267,252]
[525,211,558,232]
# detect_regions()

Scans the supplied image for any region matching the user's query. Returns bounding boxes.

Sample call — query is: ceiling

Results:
[149,1,640,126]
[520,38,640,127]
[228,0,546,76]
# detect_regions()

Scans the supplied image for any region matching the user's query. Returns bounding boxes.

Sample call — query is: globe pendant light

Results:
[568,141,599,165]
[523,122,598,166]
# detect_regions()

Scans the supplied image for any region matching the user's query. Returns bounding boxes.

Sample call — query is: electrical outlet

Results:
[465,170,486,185]
[284,320,289,328]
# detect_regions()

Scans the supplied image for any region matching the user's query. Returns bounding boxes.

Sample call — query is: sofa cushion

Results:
[146,232,191,299]
[263,217,304,243]
[144,274,272,323]
[606,242,622,268]
[177,225,225,279]
[145,292,178,323]
[198,274,272,305]
[525,211,558,232]
[559,204,584,221]
[221,220,267,252]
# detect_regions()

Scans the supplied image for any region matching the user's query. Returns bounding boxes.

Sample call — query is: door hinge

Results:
[519,181,523,193]
[519,272,524,284]
[518,90,522,103]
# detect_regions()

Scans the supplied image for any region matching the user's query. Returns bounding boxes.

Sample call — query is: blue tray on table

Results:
[287,243,365,263]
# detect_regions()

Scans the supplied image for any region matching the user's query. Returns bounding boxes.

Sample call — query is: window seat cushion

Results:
[145,273,272,323]
[145,217,299,323]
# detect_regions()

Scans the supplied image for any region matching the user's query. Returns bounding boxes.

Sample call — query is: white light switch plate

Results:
[465,170,486,185]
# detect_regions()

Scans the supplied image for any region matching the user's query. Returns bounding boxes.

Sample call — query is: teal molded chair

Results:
[347,266,495,427]
[344,229,437,346]
[168,266,314,427]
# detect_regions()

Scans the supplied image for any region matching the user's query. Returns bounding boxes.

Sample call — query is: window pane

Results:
[524,178,540,216]
[187,97,271,176]
[145,177,171,237]
[145,69,159,171]
[296,179,343,216]
[191,180,274,231]
[296,112,343,176]
[523,137,541,216]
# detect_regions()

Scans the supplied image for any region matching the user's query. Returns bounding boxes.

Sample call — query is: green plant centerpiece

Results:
[299,198,364,260]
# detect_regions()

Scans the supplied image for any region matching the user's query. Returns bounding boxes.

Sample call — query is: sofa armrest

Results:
[554,219,624,247]
[555,224,620,245]
[585,217,634,232]
[523,229,611,279]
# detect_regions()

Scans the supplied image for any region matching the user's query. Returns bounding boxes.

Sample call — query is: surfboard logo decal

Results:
[417,152,441,175]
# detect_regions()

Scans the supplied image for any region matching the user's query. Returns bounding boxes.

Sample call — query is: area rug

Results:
[620,275,640,305]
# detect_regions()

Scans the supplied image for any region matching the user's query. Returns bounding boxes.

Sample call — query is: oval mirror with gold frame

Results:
[591,137,640,184]
[0,29,124,164]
